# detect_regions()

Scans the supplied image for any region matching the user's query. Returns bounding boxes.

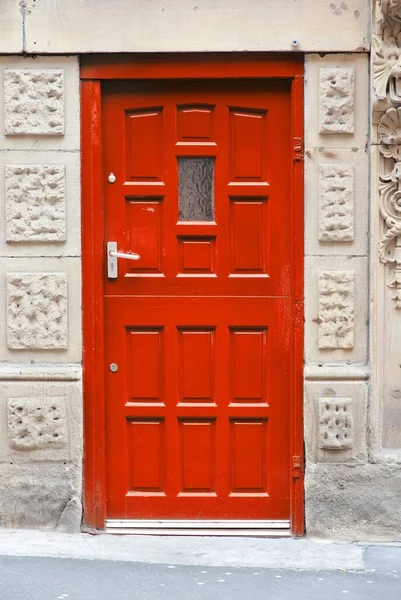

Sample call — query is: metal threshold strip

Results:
[106,519,291,537]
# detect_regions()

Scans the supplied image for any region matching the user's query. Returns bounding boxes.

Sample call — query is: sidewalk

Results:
[0,530,400,599]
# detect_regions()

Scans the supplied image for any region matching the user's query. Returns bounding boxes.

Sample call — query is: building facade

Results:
[0,0,399,540]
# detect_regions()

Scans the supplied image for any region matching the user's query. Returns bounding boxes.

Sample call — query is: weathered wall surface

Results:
[304,11,401,537]
[371,0,401,457]
[303,52,395,541]
[0,1,400,542]
[2,0,369,54]
[0,56,82,532]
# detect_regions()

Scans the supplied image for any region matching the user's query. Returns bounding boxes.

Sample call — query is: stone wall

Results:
[0,0,369,54]
[0,1,400,541]
[0,56,82,532]
[303,53,380,540]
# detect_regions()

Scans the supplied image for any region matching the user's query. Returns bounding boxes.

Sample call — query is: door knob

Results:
[107,241,140,279]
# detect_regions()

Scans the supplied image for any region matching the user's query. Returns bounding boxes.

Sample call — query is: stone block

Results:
[23,0,369,53]
[305,54,369,149]
[319,163,354,242]
[7,273,68,350]
[305,463,401,541]
[318,271,354,349]
[319,67,355,134]
[0,1,22,53]
[4,69,64,135]
[0,57,79,151]
[0,462,82,530]
[7,397,67,451]
[304,256,367,363]
[319,397,353,449]
[304,381,367,464]
[56,496,82,533]
[0,151,80,257]
[0,380,82,463]
[0,258,81,363]
[5,165,66,243]
[304,148,368,257]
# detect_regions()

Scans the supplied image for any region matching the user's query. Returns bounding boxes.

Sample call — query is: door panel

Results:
[103,80,294,520]
[103,81,291,297]
[105,297,291,519]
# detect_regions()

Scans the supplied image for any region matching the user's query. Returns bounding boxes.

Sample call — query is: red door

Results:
[102,80,294,521]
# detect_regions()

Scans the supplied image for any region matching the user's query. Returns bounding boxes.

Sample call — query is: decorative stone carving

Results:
[7,273,68,349]
[377,1,401,35]
[319,68,355,134]
[319,397,353,449]
[318,271,354,349]
[7,397,67,450]
[4,69,64,135]
[378,107,401,158]
[374,1,401,307]
[319,164,354,242]
[373,37,401,106]
[5,165,66,242]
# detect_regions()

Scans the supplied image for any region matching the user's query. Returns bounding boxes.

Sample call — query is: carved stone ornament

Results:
[377,1,401,33]
[375,0,401,307]
[4,69,64,136]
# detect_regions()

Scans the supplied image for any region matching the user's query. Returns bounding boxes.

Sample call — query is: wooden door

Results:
[102,80,295,521]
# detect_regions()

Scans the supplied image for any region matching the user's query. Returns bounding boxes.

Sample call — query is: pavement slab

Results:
[0,530,365,569]
[0,530,400,600]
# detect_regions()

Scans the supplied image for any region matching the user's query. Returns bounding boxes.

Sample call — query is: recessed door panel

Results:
[229,109,267,182]
[125,109,163,181]
[126,198,164,273]
[128,329,164,403]
[179,419,216,492]
[230,198,269,274]
[230,419,268,494]
[128,419,165,493]
[179,328,215,403]
[177,105,215,142]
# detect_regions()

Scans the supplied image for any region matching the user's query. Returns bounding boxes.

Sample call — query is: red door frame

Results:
[81,53,304,534]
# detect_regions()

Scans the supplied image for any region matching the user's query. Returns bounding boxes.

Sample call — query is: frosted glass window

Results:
[178,157,214,221]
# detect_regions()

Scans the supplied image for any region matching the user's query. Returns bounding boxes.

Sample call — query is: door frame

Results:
[81,53,304,533]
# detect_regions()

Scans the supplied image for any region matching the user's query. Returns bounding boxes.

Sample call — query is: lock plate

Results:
[107,241,118,279]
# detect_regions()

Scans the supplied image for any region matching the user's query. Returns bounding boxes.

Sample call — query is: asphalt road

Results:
[0,544,400,600]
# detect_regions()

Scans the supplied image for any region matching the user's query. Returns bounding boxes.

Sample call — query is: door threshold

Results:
[105,519,291,537]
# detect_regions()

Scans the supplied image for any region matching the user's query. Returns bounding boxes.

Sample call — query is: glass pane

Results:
[178,157,214,221]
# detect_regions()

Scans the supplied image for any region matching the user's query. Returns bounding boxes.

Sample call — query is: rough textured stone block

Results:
[0,379,83,464]
[319,397,353,449]
[318,271,354,349]
[319,67,355,134]
[7,273,68,349]
[304,381,367,464]
[5,165,66,242]
[4,69,64,135]
[56,496,82,533]
[0,462,81,530]
[305,463,401,541]
[7,397,67,450]
[319,163,354,242]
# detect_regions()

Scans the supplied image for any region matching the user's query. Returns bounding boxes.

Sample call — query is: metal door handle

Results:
[109,250,140,260]
[107,241,140,279]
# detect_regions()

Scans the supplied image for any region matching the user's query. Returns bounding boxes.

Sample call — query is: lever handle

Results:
[109,249,140,261]
[107,241,140,279]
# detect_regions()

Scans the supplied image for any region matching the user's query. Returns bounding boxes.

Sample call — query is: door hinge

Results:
[292,455,303,479]
[293,137,303,162]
